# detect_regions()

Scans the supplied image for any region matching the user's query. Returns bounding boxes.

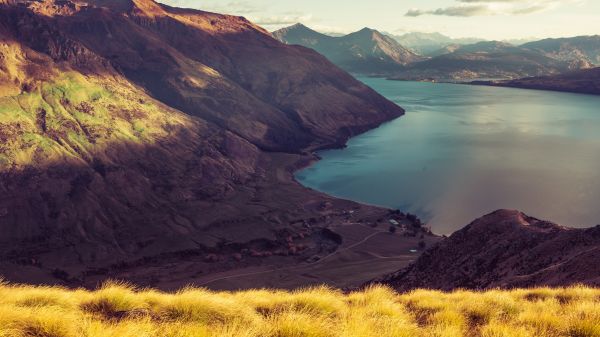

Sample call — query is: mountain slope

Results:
[273,24,423,74]
[523,35,600,66]
[392,41,586,81]
[473,67,600,95]
[0,0,426,287]
[378,210,600,290]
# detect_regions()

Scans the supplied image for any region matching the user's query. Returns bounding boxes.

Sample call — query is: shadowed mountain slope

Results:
[0,0,422,287]
[378,210,600,290]
[274,24,423,75]
[473,67,600,95]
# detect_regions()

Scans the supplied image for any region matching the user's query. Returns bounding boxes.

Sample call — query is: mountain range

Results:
[273,23,423,75]
[391,41,590,81]
[522,36,600,66]
[473,67,600,95]
[274,24,599,82]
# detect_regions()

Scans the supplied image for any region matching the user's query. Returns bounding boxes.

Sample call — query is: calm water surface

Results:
[296,78,600,234]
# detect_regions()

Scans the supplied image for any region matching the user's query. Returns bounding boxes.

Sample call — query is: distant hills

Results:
[392,41,586,81]
[522,36,600,66]
[273,24,423,74]
[274,25,597,82]
[474,67,600,95]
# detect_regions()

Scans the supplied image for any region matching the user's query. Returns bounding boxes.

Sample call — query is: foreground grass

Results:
[0,282,598,337]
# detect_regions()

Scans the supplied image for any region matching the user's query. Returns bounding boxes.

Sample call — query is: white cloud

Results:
[249,13,314,26]
[406,0,585,17]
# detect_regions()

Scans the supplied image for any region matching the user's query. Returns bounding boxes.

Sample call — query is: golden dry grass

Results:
[0,280,598,337]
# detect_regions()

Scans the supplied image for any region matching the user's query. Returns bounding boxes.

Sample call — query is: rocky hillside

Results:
[523,35,600,66]
[391,41,590,81]
[0,0,420,287]
[273,24,423,74]
[378,210,600,290]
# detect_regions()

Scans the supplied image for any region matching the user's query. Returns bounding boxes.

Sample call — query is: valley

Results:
[0,0,598,294]
[0,1,599,336]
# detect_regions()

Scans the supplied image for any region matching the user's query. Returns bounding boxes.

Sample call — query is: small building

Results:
[389,219,399,226]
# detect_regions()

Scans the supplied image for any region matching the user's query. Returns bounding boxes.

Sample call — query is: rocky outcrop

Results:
[378,210,600,290]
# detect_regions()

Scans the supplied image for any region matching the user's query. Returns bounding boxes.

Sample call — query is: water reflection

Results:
[296,78,600,234]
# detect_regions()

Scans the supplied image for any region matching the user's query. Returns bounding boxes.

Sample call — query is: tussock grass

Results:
[0,282,598,337]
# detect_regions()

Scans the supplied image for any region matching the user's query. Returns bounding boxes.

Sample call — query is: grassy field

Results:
[0,282,598,337]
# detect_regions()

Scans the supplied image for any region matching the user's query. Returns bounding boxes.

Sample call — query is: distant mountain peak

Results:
[274,24,423,73]
[289,22,308,29]
[357,27,375,33]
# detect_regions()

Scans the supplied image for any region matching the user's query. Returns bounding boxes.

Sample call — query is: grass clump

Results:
[0,282,598,337]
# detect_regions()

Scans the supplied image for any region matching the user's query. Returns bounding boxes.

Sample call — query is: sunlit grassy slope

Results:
[0,70,195,171]
[0,282,598,337]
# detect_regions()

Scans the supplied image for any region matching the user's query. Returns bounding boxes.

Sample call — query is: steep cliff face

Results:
[0,0,408,285]
[379,210,600,290]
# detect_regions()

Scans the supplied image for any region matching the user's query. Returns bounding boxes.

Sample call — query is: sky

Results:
[158,0,600,40]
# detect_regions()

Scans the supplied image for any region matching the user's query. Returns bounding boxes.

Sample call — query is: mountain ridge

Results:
[391,40,589,81]
[273,23,423,75]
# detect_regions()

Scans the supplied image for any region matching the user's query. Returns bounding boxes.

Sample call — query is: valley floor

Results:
[0,282,598,337]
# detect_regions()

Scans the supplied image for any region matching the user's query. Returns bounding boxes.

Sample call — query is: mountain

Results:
[522,35,600,66]
[391,32,482,56]
[391,41,589,81]
[426,43,461,58]
[474,67,600,95]
[273,24,424,74]
[377,210,600,291]
[0,0,436,287]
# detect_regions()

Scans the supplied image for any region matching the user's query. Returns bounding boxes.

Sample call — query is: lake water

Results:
[296,78,600,234]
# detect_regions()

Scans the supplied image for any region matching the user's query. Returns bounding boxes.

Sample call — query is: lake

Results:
[296,78,600,234]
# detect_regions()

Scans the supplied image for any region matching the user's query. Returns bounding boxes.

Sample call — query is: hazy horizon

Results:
[158,0,599,40]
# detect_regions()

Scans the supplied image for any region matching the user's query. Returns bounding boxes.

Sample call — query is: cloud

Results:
[406,0,583,17]
[158,1,314,29]
[249,14,314,26]
[406,5,492,17]
[159,1,260,15]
